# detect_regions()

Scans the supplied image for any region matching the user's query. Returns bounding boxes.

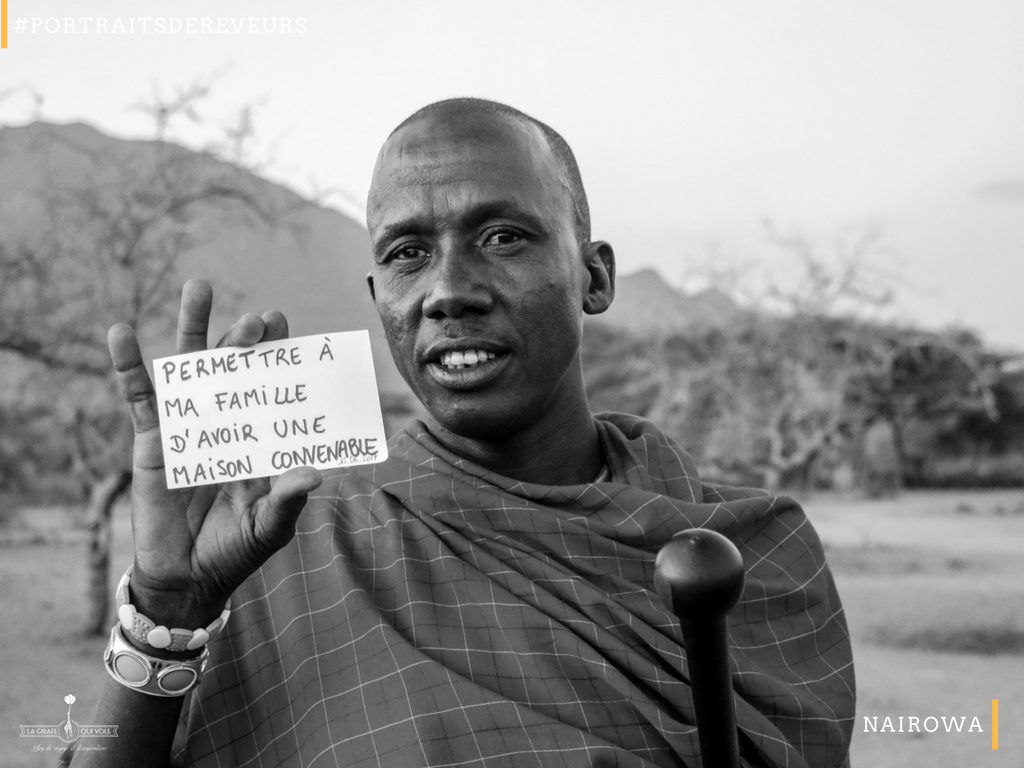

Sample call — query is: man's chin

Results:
[422,396,530,443]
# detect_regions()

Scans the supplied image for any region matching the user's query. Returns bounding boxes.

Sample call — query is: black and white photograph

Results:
[2,2,1022,766]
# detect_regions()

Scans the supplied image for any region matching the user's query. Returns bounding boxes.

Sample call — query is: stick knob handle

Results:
[655,529,745,768]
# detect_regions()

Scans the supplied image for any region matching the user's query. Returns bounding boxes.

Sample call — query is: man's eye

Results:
[393,245,429,261]
[484,231,523,247]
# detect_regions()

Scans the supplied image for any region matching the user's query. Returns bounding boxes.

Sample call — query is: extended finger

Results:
[109,323,160,435]
[214,313,266,349]
[175,279,214,355]
[260,311,289,343]
[252,467,323,553]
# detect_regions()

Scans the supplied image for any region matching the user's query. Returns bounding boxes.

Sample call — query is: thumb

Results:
[253,467,323,554]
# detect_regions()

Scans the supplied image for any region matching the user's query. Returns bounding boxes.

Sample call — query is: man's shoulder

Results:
[309,455,405,504]
[301,422,429,509]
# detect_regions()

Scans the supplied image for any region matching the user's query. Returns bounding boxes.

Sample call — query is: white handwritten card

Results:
[153,332,388,489]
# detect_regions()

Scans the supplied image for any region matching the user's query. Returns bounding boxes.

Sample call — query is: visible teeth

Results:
[441,349,495,368]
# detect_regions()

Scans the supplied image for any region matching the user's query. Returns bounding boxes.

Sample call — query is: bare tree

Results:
[584,222,998,492]
[0,79,299,634]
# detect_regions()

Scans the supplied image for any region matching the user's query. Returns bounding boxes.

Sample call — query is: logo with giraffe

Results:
[18,694,118,743]
[59,694,79,744]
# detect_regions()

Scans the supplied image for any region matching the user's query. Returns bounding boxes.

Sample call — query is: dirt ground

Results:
[807,488,1024,768]
[2,489,1022,767]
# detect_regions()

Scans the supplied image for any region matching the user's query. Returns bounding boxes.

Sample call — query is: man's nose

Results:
[421,246,494,319]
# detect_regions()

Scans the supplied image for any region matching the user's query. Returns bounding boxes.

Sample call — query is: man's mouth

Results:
[424,343,511,390]
[439,349,499,369]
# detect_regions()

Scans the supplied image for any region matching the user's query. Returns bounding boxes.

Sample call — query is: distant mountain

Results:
[0,122,739,403]
[0,121,410,397]
[594,268,742,334]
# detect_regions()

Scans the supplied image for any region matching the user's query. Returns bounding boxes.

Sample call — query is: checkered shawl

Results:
[172,413,855,768]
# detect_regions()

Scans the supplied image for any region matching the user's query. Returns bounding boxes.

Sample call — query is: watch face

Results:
[158,666,199,694]
[112,650,151,686]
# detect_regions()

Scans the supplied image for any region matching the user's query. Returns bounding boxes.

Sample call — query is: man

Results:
[76,99,855,767]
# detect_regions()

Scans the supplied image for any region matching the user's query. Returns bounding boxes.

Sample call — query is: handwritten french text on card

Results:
[153,332,388,488]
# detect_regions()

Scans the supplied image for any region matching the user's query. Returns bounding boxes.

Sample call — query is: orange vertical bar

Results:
[992,699,999,749]
[1,0,7,49]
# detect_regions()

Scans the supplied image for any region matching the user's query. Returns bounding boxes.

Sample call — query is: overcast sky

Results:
[4,0,1023,350]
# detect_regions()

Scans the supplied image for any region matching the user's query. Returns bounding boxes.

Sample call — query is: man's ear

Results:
[582,241,615,315]
[366,273,376,303]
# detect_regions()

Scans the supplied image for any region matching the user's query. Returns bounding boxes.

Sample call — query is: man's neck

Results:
[425,407,605,487]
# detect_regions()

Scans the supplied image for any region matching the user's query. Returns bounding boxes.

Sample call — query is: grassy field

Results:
[808,489,1024,768]
[2,489,1022,767]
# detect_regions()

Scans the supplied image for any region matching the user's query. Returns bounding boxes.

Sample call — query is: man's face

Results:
[366,112,600,441]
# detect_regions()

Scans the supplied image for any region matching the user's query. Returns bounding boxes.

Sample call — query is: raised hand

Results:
[108,280,323,634]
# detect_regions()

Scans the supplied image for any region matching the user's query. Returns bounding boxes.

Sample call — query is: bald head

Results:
[369,98,591,245]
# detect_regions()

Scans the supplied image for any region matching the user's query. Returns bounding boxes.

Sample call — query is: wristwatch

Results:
[103,625,209,697]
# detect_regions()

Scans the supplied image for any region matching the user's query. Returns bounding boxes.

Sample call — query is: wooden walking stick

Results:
[655,529,745,768]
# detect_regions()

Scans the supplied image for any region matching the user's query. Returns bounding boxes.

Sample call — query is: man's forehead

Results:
[368,111,565,224]
[377,158,513,196]
[375,112,548,179]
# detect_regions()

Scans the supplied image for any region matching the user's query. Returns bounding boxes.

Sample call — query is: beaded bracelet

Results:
[104,625,209,697]
[115,566,231,653]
